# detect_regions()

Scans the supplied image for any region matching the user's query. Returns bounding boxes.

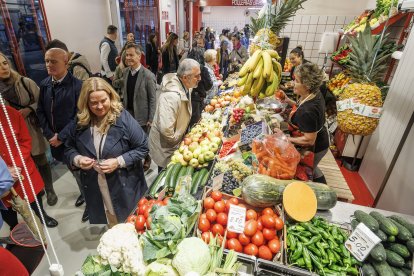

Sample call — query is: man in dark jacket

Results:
[100,25,119,84]
[122,44,156,172]
[37,47,88,222]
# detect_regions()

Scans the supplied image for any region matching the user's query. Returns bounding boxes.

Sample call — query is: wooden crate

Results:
[318,150,355,202]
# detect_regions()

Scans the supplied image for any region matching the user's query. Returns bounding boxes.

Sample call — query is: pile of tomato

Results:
[126,197,169,233]
[198,191,283,261]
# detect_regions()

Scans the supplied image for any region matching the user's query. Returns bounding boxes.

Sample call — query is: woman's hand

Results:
[99,158,119,174]
[8,167,21,181]
[78,156,95,170]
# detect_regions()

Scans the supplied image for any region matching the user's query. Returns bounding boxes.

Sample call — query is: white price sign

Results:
[227,204,246,234]
[212,173,224,191]
[345,223,381,261]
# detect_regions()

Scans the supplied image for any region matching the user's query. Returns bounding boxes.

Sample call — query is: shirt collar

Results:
[52,72,67,84]
[130,64,141,76]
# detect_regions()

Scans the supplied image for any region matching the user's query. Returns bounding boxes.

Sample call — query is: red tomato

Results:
[214,201,226,213]
[227,238,243,252]
[274,217,284,231]
[199,218,211,232]
[135,215,146,231]
[238,233,251,246]
[144,207,151,219]
[217,213,228,225]
[244,243,259,256]
[238,203,246,209]
[138,204,147,216]
[211,191,223,202]
[258,245,273,260]
[226,197,239,211]
[246,209,258,221]
[138,198,148,207]
[252,231,264,247]
[127,215,137,224]
[204,197,215,209]
[262,207,275,216]
[244,220,258,236]
[268,239,281,254]
[226,230,238,239]
[212,224,225,236]
[206,209,217,223]
[162,197,170,205]
[154,200,163,207]
[263,228,276,241]
[201,232,211,244]
[257,217,264,231]
[148,199,155,205]
[200,213,207,220]
[261,215,276,229]
[146,216,152,229]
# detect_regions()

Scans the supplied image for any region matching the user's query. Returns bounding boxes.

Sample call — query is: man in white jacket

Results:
[149,59,201,172]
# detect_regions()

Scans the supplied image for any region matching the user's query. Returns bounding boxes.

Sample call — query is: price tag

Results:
[345,222,381,261]
[227,204,246,233]
[212,173,224,191]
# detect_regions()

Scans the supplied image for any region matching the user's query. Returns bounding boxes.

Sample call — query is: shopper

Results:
[161,32,179,75]
[187,47,212,127]
[146,34,160,76]
[282,45,310,91]
[204,27,214,50]
[204,49,222,105]
[217,40,230,80]
[0,105,58,228]
[100,25,119,84]
[37,47,88,221]
[229,33,248,71]
[65,78,149,226]
[0,52,57,206]
[279,63,329,183]
[112,50,127,100]
[120,32,135,56]
[122,43,156,172]
[149,59,201,171]
[178,31,190,60]
[0,157,14,229]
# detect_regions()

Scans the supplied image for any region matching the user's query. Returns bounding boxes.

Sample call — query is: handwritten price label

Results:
[227,204,246,233]
[345,222,381,261]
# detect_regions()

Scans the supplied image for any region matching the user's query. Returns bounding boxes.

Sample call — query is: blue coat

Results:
[64,110,149,224]
[0,158,14,229]
[37,72,82,161]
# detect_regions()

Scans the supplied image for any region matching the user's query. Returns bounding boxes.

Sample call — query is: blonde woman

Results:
[161,32,179,74]
[65,78,149,226]
[178,31,190,60]
[204,49,222,104]
[0,52,57,206]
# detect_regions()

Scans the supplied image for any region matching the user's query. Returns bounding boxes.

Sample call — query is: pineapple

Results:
[249,0,307,51]
[337,22,395,136]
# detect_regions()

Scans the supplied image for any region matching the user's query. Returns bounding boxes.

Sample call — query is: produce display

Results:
[283,182,317,222]
[286,217,360,275]
[204,92,240,113]
[331,44,352,66]
[351,210,414,275]
[198,190,283,261]
[327,72,351,97]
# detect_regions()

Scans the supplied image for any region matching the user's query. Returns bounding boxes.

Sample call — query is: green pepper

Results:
[327,249,336,265]
[302,247,313,271]
[316,242,328,259]
[340,244,350,258]
[303,235,321,246]
[289,225,306,232]
[301,222,321,235]
[308,244,322,257]
[350,257,361,266]
[333,251,343,265]
[287,233,296,251]
[320,229,331,240]
[345,266,359,276]
[319,242,329,249]
[308,250,324,271]
[301,231,313,237]
[292,233,310,243]
[329,264,344,272]
[290,241,303,261]
[292,257,305,267]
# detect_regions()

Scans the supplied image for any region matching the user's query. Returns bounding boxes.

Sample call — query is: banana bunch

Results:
[237,49,282,99]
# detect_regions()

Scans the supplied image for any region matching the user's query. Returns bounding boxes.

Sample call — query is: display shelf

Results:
[371,12,407,35]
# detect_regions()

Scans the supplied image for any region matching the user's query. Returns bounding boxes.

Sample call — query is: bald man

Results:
[37,47,88,222]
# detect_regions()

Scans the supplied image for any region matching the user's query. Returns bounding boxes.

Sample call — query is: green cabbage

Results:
[172,237,211,276]
[145,259,179,276]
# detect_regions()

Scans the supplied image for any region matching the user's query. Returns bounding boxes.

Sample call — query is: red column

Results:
[192,1,202,35]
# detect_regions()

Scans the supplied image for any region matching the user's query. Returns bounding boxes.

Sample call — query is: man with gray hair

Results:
[149,59,201,172]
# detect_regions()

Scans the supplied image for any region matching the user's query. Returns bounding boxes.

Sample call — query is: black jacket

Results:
[146,43,159,74]
[192,66,213,102]
[161,48,179,74]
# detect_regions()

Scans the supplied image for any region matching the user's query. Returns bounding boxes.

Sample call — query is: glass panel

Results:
[0,12,17,69]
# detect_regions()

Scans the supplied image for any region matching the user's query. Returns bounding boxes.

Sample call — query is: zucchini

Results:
[355,210,379,232]
[389,215,414,236]
[362,263,378,276]
[389,219,413,241]
[370,211,399,236]
[385,249,405,267]
[387,243,410,259]
[370,243,387,262]
[407,238,414,254]
[148,170,166,197]
[351,219,359,230]
[375,229,388,242]
[191,168,208,195]
[390,266,406,276]
[372,261,394,276]
[191,171,201,195]
[166,163,182,196]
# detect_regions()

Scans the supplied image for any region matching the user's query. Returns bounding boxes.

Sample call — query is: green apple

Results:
[211,137,221,145]
[192,148,202,158]
[189,158,199,168]
[200,139,210,147]
[209,143,219,153]
[204,151,215,161]
[174,150,180,156]
[188,142,199,152]
[183,150,193,162]
[201,145,210,153]
[198,154,205,164]
[171,155,178,163]
[179,145,187,154]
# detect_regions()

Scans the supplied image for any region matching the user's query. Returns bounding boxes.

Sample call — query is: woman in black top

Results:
[161,33,179,74]
[280,62,329,183]
[146,34,159,76]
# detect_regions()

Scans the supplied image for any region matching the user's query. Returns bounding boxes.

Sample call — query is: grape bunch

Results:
[232,108,245,124]
[208,160,253,195]
[222,171,239,194]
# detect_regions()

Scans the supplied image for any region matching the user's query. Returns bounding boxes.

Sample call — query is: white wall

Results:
[202,6,255,33]
[159,0,177,43]
[43,0,114,72]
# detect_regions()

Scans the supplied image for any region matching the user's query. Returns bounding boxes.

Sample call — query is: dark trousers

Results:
[0,193,46,230]
[140,125,152,167]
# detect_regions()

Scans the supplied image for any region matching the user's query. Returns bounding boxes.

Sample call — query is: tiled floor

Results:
[0,162,158,276]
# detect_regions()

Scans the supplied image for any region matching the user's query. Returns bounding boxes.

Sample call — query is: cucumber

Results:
[163,164,177,195]
[390,266,407,276]
[199,169,210,188]
[355,210,379,232]
[370,211,399,236]
[191,171,201,195]
[185,166,194,176]
[176,166,188,182]
[388,236,396,243]
[373,261,394,276]
[371,243,387,262]
[375,229,388,242]
[389,219,413,241]
[351,219,359,230]
[362,263,378,276]
[148,170,166,197]
[388,243,410,259]
[389,215,414,236]
[407,238,414,254]
[191,169,208,195]
[385,249,405,267]
[167,163,182,196]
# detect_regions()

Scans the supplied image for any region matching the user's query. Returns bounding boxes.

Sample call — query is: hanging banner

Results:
[200,0,264,6]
